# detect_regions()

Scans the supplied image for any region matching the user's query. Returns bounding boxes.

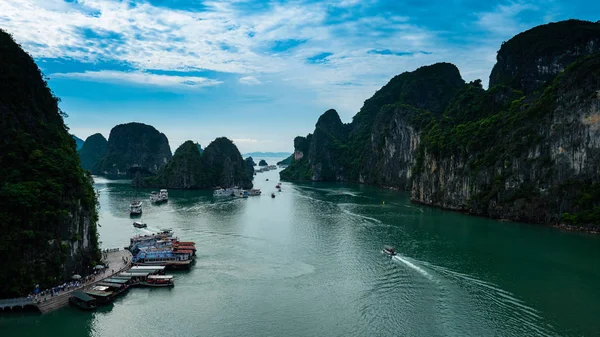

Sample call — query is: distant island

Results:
[281,19,600,231]
[244,152,291,158]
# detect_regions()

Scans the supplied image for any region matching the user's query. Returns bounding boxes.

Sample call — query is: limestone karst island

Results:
[1,4,599,336]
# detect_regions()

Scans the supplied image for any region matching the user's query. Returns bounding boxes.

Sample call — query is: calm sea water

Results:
[2,168,600,336]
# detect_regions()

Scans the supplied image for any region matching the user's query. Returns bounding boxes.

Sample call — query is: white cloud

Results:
[232,138,267,143]
[476,3,538,36]
[239,76,262,85]
[52,70,222,88]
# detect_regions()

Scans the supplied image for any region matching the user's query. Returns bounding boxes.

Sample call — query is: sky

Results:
[1,0,598,153]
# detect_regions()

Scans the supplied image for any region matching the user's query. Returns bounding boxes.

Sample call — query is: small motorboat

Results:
[271,193,275,198]
[382,245,396,256]
[266,178,269,181]
[133,221,147,228]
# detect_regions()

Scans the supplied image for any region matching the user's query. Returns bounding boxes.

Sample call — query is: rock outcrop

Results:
[147,138,253,189]
[245,157,255,177]
[282,19,600,227]
[258,159,268,166]
[95,122,172,175]
[78,133,108,173]
[0,29,100,297]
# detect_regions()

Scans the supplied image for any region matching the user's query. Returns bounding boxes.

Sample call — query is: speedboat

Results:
[382,246,396,256]
[133,221,147,228]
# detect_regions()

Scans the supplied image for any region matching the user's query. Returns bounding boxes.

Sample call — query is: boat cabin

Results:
[69,291,97,310]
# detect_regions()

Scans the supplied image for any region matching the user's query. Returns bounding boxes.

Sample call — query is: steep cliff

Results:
[147,138,253,189]
[413,54,600,225]
[245,157,255,177]
[0,30,100,297]
[258,159,268,166]
[281,63,464,183]
[202,137,253,189]
[150,141,207,188]
[95,122,172,175]
[282,19,600,227]
[78,133,108,173]
[490,19,600,94]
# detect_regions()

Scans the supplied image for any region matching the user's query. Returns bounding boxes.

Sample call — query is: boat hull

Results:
[139,282,174,287]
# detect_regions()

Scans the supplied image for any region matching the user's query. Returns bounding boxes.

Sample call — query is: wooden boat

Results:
[69,291,97,310]
[140,275,174,287]
[382,245,396,256]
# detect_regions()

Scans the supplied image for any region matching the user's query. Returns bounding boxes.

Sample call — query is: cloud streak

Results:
[52,70,222,88]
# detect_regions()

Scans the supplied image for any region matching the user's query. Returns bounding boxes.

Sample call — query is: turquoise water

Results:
[2,168,599,336]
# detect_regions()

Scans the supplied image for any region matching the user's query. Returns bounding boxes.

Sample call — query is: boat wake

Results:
[386,254,556,336]
[391,254,435,282]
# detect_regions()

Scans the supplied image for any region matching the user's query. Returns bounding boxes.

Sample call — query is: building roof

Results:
[104,277,129,283]
[71,291,95,302]
[85,290,114,297]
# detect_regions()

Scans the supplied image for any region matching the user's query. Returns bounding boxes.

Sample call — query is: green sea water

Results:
[2,168,599,336]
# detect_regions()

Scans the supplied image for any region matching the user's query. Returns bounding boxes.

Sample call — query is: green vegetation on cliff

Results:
[78,133,108,173]
[277,155,292,166]
[147,138,253,189]
[95,122,172,175]
[282,20,600,227]
[0,30,100,297]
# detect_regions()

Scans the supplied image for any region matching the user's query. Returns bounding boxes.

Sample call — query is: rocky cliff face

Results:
[203,137,253,189]
[151,141,206,188]
[282,19,600,227]
[148,138,253,189]
[489,20,600,94]
[0,30,100,297]
[95,122,172,175]
[281,63,464,183]
[78,133,108,173]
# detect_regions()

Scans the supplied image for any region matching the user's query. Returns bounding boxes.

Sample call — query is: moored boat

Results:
[248,189,261,196]
[382,245,396,256]
[69,291,97,310]
[140,275,174,287]
[213,188,234,197]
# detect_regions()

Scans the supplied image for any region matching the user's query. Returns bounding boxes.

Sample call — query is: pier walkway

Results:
[0,249,132,314]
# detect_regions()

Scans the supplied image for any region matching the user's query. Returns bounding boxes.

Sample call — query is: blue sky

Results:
[1,0,598,153]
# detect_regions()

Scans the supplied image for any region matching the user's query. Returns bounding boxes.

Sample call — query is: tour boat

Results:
[159,189,168,202]
[235,189,249,198]
[133,221,147,228]
[382,245,396,256]
[213,188,234,197]
[132,250,194,269]
[140,275,174,287]
[248,189,261,196]
[130,201,142,215]
[150,191,160,203]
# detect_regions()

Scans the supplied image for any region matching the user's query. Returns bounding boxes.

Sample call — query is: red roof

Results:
[175,246,196,250]
[173,250,193,254]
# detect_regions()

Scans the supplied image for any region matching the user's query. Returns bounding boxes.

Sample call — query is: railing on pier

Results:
[0,297,34,310]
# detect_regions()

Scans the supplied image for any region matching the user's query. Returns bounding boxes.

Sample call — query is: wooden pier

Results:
[0,249,132,314]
